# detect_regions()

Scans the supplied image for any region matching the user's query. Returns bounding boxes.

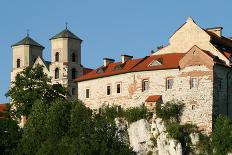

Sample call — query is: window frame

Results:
[86,88,90,98]
[107,85,111,95]
[16,58,21,68]
[55,68,59,79]
[71,87,76,96]
[71,68,76,79]
[166,78,174,90]
[190,77,198,89]
[116,83,121,94]
[142,79,149,92]
[55,52,59,62]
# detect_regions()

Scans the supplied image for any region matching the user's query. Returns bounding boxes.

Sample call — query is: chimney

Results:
[206,27,223,37]
[121,55,133,63]
[103,58,115,66]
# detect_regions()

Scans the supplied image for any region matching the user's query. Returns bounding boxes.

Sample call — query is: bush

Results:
[156,101,184,123]
[123,105,149,123]
[166,123,197,155]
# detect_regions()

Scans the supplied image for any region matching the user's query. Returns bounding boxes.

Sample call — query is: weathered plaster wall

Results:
[78,65,213,132]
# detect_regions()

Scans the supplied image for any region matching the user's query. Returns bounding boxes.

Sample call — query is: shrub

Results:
[100,105,123,123]
[156,101,184,123]
[123,105,149,123]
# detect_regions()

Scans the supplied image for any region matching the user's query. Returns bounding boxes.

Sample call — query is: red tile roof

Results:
[0,104,8,118]
[76,53,185,82]
[145,95,162,102]
[83,67,94,75]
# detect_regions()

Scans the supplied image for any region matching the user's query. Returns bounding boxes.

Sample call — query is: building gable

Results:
[179,45,214,70]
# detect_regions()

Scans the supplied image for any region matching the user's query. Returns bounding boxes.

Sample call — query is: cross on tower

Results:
[26,29,30,37]
[65,22,68,29]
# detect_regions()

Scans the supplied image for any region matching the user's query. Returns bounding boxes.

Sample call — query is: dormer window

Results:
[16,59,20,68]
[149,58,163,67]
[114,64,124,71]
[72,53,76,62]
[55,52,59,62]
[96,68,105,74]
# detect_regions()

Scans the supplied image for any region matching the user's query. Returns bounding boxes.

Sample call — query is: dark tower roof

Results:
[12,35,44,48]
[50,28,82,41]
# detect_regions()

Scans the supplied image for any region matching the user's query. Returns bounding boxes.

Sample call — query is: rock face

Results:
[125,116,183,155]
[128,119,157,155]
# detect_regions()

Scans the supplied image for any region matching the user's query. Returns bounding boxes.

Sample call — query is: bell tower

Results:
[11,34,44,82]
[50,25,83,100]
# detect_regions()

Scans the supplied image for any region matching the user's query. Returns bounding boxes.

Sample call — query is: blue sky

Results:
[0,0,232,103]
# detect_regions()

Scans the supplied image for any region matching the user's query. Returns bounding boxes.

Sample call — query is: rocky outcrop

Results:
[124,116,182,155]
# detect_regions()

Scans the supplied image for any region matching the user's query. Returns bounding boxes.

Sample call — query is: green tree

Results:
[6,65,67,119]
[212,115,232,155]
[0,118,21,155]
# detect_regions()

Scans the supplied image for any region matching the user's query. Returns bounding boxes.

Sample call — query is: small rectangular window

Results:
[86,89,90,98]
[142,80,149,92]
[192,105,196,110]
[107,85,111,95]
[190,77,198,89]
[166,78,173,90]
[72,88,76,95]
[117,83,121,93]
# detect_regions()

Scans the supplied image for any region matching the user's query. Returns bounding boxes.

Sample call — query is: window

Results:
[190,77,198,89]
[192,105,196,110]
[55,52,59,62]
[71,88,76,95]
[55,68,59,79]
[71,68,76,79]
[117,83,121,93]
[107,85,111,95]
[166,78,173,90]
[72,53,76,62]
[142,80,149,92]
[16,59,20,68]
[86,89,90,98]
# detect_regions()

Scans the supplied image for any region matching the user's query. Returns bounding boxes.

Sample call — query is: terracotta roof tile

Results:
[145,95,162,102]
[83,68,93,75]
[76,53,185,82]
[0,104,8,118]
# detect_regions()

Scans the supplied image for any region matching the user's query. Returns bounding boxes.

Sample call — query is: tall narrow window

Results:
[16,59,20,68]
[55,52,59,62]
[86,89,90,98]
[190,77,198,89]
[72,68,76,79]
[72,88,76,95]
[55,68,59,79]
[107,85,111,95]
[72,53,76,62]
[166,78,173,90]
[117,83,121,93]
[142,80,149,92]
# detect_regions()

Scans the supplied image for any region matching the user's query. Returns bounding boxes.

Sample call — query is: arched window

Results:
[16,59,20,68]
[71,68,76,79]
[72,53,76,62]
[55,68,59,79]
[55,52,59,62]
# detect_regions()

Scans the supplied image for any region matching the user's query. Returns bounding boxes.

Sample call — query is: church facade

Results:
[11,18,232,132]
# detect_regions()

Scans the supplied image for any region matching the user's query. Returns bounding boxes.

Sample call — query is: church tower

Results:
[11,34,44,82]
[49,26,83,100]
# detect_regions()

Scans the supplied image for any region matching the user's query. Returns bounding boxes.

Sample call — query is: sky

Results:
[0,0,232,103]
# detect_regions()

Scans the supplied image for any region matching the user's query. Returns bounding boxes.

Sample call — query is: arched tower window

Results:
[71,68,76,79]
[55,68,59,79]
[16,59,20,68]
[72,53,76,62]
[55,52,59,62]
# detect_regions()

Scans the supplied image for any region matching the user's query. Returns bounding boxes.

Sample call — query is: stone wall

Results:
[78,65,214,132]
